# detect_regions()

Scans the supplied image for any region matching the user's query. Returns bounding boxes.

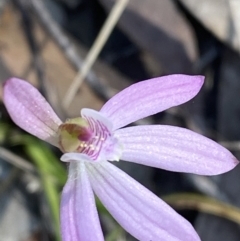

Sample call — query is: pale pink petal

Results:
[81,108,113,131]
[100,75,204,130]
[61,153,93,163]
[87,161,200,241]
[115,125,239,175]
[61,162,104,241]
[3,78,62,145]
[81,108,122,161]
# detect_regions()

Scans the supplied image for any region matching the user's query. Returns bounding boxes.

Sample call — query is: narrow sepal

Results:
[61,162,104,241]
[3,78,61,145]
[100,75,204,130]
[115,125,239,175]
[87,161,200,241]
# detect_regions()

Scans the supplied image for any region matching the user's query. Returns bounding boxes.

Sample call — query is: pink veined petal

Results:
[115,125,239,175]
[61,162,104,241]
[81,108,122,162]
[100,74,204,130]
[87,161,200,241]
[61,153,93,163]
[3,78,62,146]
[81,108,113,131]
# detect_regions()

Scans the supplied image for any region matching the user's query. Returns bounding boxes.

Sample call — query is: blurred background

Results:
[1,0,240,240]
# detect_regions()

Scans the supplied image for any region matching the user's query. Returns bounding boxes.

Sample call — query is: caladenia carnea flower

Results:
[3,75,239,241]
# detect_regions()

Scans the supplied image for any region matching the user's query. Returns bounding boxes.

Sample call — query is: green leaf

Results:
[12,134,67,241]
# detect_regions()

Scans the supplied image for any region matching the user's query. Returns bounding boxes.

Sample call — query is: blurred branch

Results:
[0,167,19,196]
[229,0,240,51]
[219,141,240,151]
[0,0,7,17]
[15,0,69,119]
[22,35,49,79]
[30,0,113,102]
[0,147,35,172]
[14,0,47,95]
[184,174,229,202]
[62,0,129,109]
[163,193,240,225]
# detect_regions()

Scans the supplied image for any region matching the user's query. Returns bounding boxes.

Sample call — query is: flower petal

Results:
[61,153,93,163]
[115,125,239,175]
[81,108,122,161]
[87,161,200,241]
[3,78,62,145]
[81,108,113,131]
[100,75,204,130]
[61,162,104,241]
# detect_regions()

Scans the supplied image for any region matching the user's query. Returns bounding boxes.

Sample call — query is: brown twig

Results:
[219,141,240,151]
[14,0,47,95]
[62,0,129,109]
[0,147,35,172]
[163,193,240,225]
[30,0,112,102]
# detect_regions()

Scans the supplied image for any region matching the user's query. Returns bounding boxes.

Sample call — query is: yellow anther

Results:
[58,117,92,153]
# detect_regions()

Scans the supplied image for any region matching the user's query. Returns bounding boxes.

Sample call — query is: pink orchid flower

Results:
[3,75,238,241]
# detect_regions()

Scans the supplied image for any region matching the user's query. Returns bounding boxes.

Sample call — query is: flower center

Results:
[58,117,93,153]
[58,109,122,162]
